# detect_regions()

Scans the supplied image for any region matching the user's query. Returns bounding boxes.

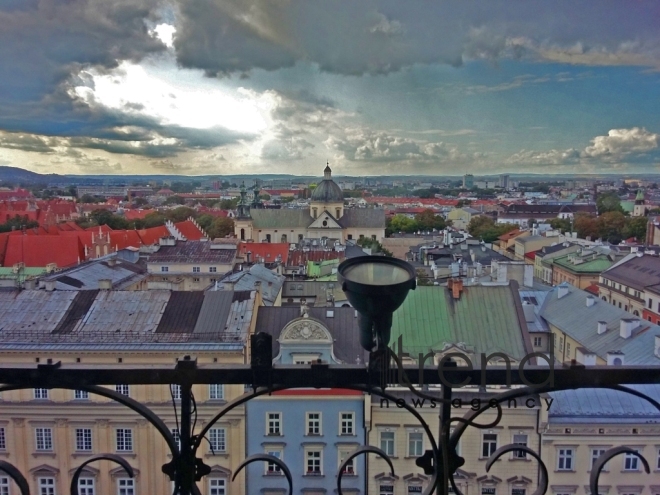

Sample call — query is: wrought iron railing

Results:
[0,344,659,495]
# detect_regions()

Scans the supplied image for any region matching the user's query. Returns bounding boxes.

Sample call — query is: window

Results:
[482,433,497,458]
[193,266,200,273]
[511,489,525,495]
[408,431,423,457]
[0,477,9,495]
[35,427,53,451]
[209,478,226,495]
[208,428,226,452]
[265,448,283,475]
[117,478,134,495]
[209,384,224,400]
[306,412,321,435]
[209,267,217,273]
[76,428,93,451]
[161,266,169,272]
[74,390,89,400]
[379,485,394,495]
[78,478,95,495]
[170,384,181,400]
[305,449,322,475]
[591,448,607,470]
[193,277,200,282]
[267,413,281,435]
[512,434,527,459]
[380,431,395,456]
[34,388,49,399]
[115,428,133,452]
[115,385,130,397]
[171,428,181,451]
[38,477,56,495]
[657,448,660,470]
[623,450,639,471]
[0,427,5,450]
[557,448,574,470]
[340,412,354,435]
[533,337,542,347]
[566,343,571,357]
[339,448,356,475]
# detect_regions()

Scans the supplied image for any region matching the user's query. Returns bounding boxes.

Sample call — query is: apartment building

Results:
[534,243,581,284]
[550,250,619,290]
[146,238,237,291]
[598,253,660,323]
[0,289,258,495]
[542,385,660,495]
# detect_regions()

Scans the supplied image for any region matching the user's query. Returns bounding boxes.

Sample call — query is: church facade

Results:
[234,165,385,243]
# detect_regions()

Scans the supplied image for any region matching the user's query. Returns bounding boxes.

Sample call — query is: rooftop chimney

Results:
[576,348,597,366]
[557,284,569,299]
[44,280,56,292]
[620,318,640,339]
[586,296,595,307]
[597,321,607,335]
[98,279,112,290]
[448,278,463,299]
[606,351,624,366]
[522,301,536,323]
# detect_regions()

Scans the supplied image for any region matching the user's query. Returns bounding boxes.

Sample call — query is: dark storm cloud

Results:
[173,0,660,77]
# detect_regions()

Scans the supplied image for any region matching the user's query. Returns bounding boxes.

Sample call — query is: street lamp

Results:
[338,256,416,351]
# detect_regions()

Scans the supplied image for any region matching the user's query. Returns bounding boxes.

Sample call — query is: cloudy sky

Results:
[1,0,660,177]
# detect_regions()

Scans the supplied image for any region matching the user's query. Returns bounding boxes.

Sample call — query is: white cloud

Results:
[584,127,659,158]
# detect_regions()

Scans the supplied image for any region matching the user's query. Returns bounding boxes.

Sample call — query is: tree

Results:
[133,197,149,207]
[574,213,599,240]
[596,191,624,215]
[549,217,572,233]
[622,216,648,241]
[89,209,129,230]
[414,209,446,231]
[416,268,434,286]
[0,215,39,233]
[456,199,472,208]
[206,217,235,239]
[164,195,185,205]
[527,218,538,229]
[166,207,197,223]
[196,214,214,230]
[596,211,626,244]
[219,198,239,210]
[467,216,518,243]
[142,212,167,228]
[388,214,417,234]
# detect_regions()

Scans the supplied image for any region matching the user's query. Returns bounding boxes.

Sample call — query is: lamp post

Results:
[337,255,416,351]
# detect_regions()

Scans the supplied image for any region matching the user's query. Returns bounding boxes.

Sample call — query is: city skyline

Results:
[1,1,660,176]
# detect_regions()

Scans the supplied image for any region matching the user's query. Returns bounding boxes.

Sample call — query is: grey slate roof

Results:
[539,283,660,363]
[251,209,312,229]
[218,264,285,305]
[338,208,386,228]
[0,289,256,346]
[254,306,368,364]
[281,280,348,305]
[148,241,236,264]
[548,384,660,423]
[602,253,660,291]
[42,258,147,291]
[518,290,550,332]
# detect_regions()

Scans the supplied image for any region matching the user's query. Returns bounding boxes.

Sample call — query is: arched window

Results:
[633,310,640,316]
[240,228,245,240]
[281,234,287,243]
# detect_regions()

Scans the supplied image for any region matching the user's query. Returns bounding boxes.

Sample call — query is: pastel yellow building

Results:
[0,289,257,495]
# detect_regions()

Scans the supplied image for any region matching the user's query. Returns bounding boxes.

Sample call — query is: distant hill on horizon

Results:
[0,165,658,185]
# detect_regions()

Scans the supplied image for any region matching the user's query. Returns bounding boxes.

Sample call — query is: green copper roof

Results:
[551,253,613,273]
[620,200,635,213]
[389,285,528,359]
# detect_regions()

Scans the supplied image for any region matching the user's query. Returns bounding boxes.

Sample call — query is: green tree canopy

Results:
[596,191,624,215]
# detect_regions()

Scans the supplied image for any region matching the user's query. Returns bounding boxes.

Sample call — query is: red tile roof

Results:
[4,235,84,268]
[124,209,155,220]
[136,225,170,245]
[238,242,289,264]
[288,249,344,266]
[524,251,538,260]
[585,283,599,295]
[0,189,32,200]
[109,230,143,250]
[86,224,113,233]
[174,220,206,241]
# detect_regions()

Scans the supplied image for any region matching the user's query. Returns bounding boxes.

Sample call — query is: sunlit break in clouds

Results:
[1,0,660,176]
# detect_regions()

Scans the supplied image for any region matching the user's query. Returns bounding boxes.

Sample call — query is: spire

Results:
[324,161,332,180]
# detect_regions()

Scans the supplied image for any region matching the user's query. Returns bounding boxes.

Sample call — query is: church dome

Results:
[311,165,343,203]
